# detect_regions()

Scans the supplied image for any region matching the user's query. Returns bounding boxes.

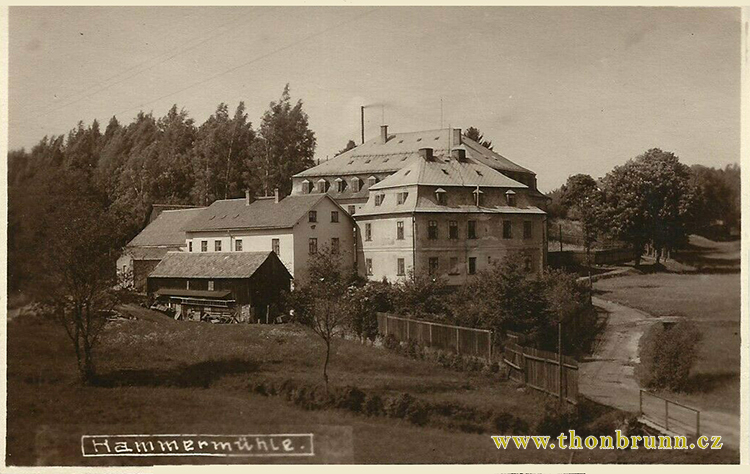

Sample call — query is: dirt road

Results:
[579,297,740,447]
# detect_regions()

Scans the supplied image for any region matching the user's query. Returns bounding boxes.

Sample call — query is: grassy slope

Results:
[593,238,740,414]
[7,307,736,465]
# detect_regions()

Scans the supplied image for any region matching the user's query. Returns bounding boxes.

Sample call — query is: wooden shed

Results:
[146,251,292,322]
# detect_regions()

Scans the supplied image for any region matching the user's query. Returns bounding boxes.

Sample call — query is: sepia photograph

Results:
[2,3,744,467]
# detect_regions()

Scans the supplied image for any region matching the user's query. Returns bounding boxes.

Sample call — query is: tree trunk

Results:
[323,340,331,393]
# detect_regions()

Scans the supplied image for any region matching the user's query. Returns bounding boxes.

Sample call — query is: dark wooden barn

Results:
[146,251,292,322]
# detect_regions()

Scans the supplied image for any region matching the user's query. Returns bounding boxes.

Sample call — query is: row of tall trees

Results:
[8,85,316,293]
[550,149,740,264]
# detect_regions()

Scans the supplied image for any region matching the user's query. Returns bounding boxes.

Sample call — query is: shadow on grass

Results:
[93,357,260,389]
[682,371,738,395]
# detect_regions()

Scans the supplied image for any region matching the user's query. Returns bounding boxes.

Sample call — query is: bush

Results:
[384,392,429,425]
[383,334,400,351]
[334,386,366,412]
[637,321,702,391]
[535,404,579,437]
[362,394,385,417]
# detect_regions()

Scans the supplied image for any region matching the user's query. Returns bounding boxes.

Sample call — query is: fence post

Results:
[696,411,700,437]
[488,332,492,361]
[407,320,410,341]
[639,390,643,416]
[665,399,669,431]
[385,316,389,337]
[456,327,460,354]
[429,323,433,346]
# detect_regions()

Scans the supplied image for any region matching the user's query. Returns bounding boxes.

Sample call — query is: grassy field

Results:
[593,237,741,414]
[6,301,737,465]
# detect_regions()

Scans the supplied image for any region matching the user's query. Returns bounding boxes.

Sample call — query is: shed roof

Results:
[149,251,291,279]
[128,208,206,247]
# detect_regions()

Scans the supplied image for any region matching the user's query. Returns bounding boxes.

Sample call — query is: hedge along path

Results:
[579,296,740,448]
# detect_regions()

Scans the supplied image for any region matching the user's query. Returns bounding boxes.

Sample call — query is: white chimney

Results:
[274,188,280,203]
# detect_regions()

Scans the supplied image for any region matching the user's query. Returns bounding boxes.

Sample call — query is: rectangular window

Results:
[524,255,532,272]
[397,258,405,276]
[201,240,208,252]
[365,223,372,241]
[449,257,459,275]
[428,257,439,275]
[449,221,458,240]
[524,221,532,239]
[396,221,404,240]
[309,210,317,223]
[331,237,340,254]
[436,191,447,205]
[397,192,409,205]
[428,220,438,240]
[366,258,373,276]
[188,241,193,252]
[507,193,517,207]
[331,211,339,223]
[503,220,512,239]
[468,220,477,239]
[208,280,215,291]
[272,238,280,255]
[309,238,317,254]
[375,194,384,206]
[337,180,345,193]
[468,257,477,275]
[235,239,242,252]
[348,205,356,215]
[215,240,222,252]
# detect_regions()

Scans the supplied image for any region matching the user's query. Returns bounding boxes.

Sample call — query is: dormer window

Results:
[506,190,517,207]
[473,187,484,207]
[397,192,409,205]
[367,176,378,188]
[375,194,385,206]
[302,180,312,194]
[352,177,361,192]
[335,177,345,193]
[317,179,327,193]
[435,188,447,206]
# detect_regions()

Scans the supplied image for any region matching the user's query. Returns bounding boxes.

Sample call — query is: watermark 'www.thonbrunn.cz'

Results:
[491,430,723,450]
[81,434,315,457]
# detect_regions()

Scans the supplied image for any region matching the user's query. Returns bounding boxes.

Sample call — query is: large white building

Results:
[290,127,549,282]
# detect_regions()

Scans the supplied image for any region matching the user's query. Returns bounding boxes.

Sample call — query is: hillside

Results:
[6,307,737,464]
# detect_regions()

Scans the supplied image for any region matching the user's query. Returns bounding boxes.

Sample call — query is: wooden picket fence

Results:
[376,313,493,361]
[504,342,578,404]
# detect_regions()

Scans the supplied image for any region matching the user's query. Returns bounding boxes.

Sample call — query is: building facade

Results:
[182,192,355,283]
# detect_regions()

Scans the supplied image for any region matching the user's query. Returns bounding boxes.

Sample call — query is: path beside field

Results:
[579,296,740,447]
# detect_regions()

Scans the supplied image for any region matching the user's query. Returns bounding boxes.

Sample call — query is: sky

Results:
[8,6,741,192]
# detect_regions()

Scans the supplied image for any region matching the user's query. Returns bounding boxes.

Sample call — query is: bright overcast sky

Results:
[8,6,740,191]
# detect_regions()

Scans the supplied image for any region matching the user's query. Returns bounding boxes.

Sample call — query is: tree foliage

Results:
[464,126,494,150]
[559,174,602,257]
[599,149,697,264]
[8,86,317,293]
[255,84,316,197]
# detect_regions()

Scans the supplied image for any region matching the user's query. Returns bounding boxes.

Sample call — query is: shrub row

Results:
[249,378,527,433]
[382,334,502,374]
